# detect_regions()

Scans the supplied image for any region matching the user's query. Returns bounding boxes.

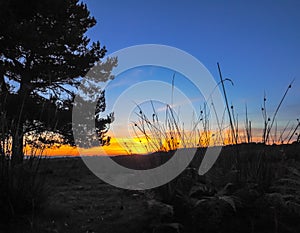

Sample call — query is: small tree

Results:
[0,0,115,163]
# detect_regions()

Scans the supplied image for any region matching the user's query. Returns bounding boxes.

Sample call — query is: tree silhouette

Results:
[0,0,115,163]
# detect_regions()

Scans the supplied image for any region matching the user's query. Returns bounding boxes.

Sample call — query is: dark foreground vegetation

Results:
[1,143,300,233]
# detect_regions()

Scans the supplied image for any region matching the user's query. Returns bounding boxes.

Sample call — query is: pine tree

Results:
[0,0,115,163]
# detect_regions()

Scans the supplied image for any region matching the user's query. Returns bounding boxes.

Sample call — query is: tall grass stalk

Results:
[278,121,290,144]
[217,63,237,145]
[264,80,294,144]
[262,91,268,143]
[211,101,225,144]
[282,123,295,143]
[287,118,300,144]
[245,104,252,143]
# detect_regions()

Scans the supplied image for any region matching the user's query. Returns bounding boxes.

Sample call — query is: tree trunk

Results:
[0,69,8,93]
[11,126,24,165]
[11,85,27,165]
[11,81,29,165]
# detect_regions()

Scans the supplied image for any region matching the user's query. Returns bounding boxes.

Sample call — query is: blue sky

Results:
[82,0,300,136]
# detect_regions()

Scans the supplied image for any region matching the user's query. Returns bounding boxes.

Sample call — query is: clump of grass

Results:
[127,66,298,153]
[130,101,216,154]
[0,156,48,226]
[135,102,182,151]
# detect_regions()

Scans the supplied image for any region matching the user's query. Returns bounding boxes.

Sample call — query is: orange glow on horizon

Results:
[25,137,143,157]
[24,127,287,157]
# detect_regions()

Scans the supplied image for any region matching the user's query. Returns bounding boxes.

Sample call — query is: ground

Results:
[3,158,154,233]
[2,143,300,233]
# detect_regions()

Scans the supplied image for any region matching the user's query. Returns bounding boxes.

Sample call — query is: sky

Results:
[51,0,300,155]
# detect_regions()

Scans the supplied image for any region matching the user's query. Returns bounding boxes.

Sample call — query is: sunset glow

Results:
[29,126,291,157]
